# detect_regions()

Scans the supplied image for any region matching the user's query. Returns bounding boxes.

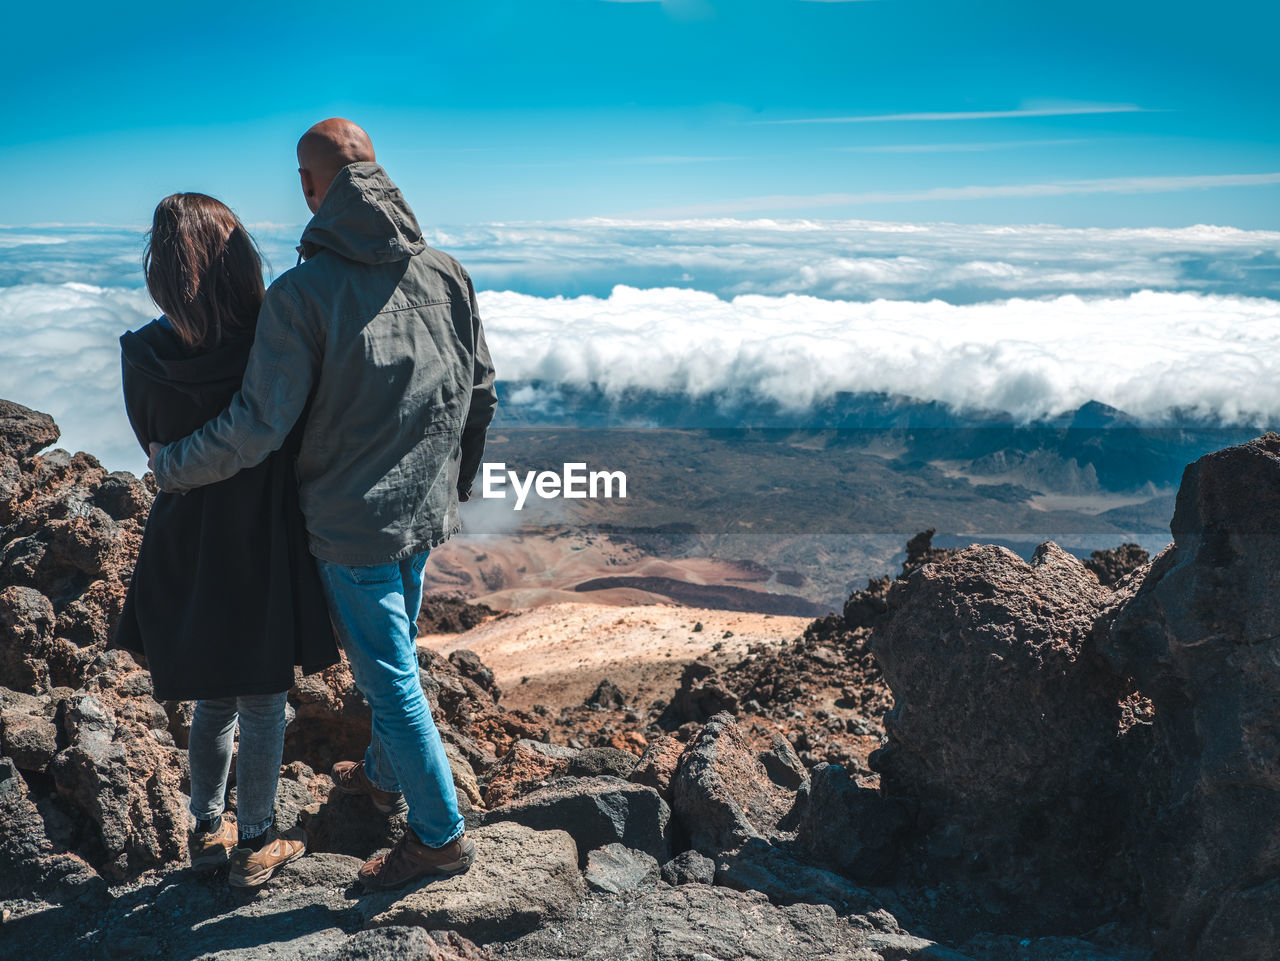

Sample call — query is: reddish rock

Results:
[49,650,188,880]
[483,739,574,808]
[629,733,684,803]
[671,711,797,856]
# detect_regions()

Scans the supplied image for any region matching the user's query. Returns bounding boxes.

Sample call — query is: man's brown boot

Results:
[189,813,238,870]
[228,826,307,888]
[331,759,408,816]
[358,830,476,890]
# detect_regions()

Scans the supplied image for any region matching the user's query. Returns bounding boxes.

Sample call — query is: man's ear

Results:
[299,167,316,199]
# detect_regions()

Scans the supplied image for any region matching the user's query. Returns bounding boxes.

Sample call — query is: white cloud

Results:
[2,221,1278,474]
[477,286,1280,425]
[0,282,157,475]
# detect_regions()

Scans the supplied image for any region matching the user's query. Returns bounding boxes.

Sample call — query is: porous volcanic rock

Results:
[0,686,60,773]
[0,756,102,900]
[1100,434,1280,961]
[0,399,59,462]
[566,745,638,779]
[869,541,1137,926]
[793,762,907,883]
[362,822,584,941]
[628,733,684,802]
[670,711,798,856]
[0,401,150,700]
[500,884,898,961]
[316,927,493,961]
[483,775,672,865]
[583,842,661,894]
[48,649,188,880]
[1083,543,1150,588]
[482,738,575,809]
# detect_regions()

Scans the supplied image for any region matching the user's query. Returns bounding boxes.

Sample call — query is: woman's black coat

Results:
[114,319,338,700]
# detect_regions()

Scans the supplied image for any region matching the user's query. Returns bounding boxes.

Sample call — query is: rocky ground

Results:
[2,398,1278,961]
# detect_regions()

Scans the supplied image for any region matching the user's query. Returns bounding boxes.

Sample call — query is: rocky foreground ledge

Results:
[1,398,1278,961]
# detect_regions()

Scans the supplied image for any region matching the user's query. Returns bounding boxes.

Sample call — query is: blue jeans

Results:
[315,551,464,848]
[188,691,289,840]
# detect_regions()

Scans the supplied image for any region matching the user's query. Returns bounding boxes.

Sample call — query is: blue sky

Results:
[2,0,1278,227]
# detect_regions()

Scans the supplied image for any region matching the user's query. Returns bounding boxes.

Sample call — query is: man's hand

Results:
[148,442,163,473]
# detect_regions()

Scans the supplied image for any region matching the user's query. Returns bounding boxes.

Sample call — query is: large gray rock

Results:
[1101,434,1280,961]
[316,927,492,961]
[584,843,660,894]
[502,884,897,960]
[0,687,59,773]
[49,650,188,880]
[661,849,716,885]
[671,711,796,856]
[363,822,584,941]
[793,763,907,883]
[0,755,102,900]
[869,542,1137,925]
[0,400,58,462]
[483,774,671,865]
[714,838,880,917]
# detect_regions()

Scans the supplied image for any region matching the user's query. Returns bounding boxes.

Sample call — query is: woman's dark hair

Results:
[144,193,264,350]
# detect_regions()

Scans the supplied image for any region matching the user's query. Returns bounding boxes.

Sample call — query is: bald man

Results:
[151,119,496,890]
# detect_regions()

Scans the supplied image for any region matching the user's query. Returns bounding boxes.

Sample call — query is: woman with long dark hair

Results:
[115,193,338,887]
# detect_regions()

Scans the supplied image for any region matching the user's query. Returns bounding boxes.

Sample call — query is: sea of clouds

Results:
[1,219,1278,476]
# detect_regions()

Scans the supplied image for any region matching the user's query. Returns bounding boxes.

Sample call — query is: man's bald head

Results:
[296,118,376,213]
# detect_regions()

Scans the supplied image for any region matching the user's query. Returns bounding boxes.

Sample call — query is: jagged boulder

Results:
[793,762,906,883]
[0,756,102,899]
[0,400,59,463]
[670,711,797,856]
[567,745,638,779]
[49,649,188,880]
[482,738,575,808]
[483,775,672,864]
[583,843,661,894]
[869,541,1137,925]
[657,661,739,728]
[1083,542,1150,588]
[0,586,58,692]
[0,687,60,773]
[628,733,683,802]
[1101,434,1280,961]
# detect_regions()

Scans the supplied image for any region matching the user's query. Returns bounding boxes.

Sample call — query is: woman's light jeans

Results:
[188,691,289,840]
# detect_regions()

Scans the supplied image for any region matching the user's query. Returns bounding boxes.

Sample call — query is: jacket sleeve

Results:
[152,283,321,493]
[457,272,497,500]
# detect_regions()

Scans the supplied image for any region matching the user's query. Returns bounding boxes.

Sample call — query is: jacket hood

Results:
[297,162,426,264]
[120,320,252,398]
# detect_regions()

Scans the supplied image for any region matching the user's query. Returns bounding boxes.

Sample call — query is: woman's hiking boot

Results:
[228,826,308,888]
[189,813,238,870]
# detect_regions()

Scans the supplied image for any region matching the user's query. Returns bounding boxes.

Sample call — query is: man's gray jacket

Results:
[153,162,498,566]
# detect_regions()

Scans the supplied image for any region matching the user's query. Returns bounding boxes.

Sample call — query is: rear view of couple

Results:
[114,119,497,890]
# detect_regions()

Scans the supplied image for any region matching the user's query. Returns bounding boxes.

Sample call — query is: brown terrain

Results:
[3,397,1279,961]
[421,527,829,613]
[419,602,812,714]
